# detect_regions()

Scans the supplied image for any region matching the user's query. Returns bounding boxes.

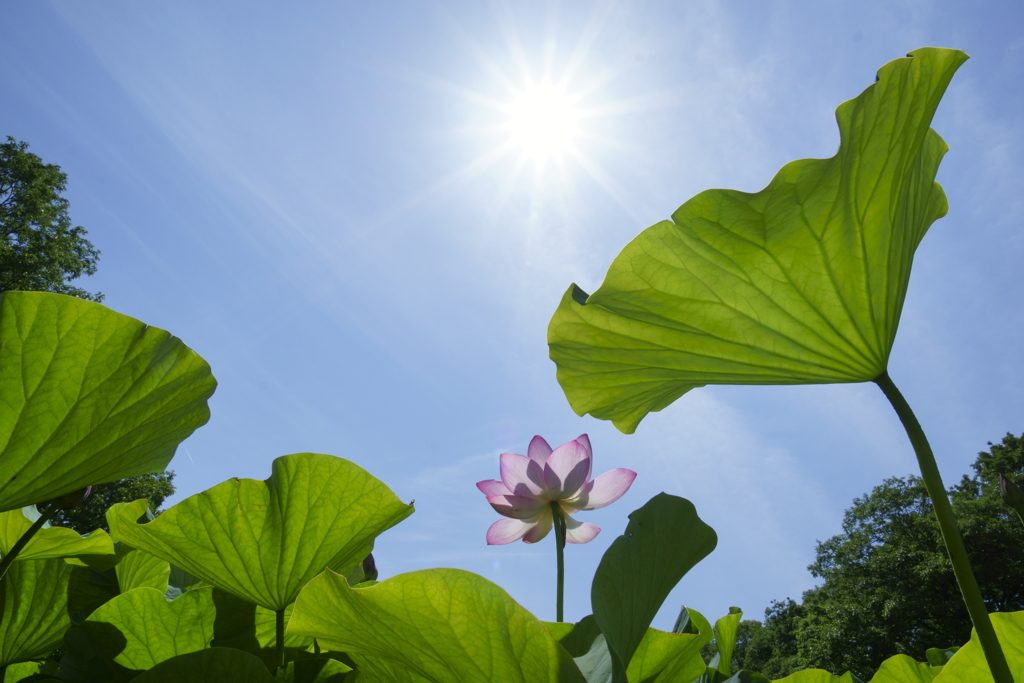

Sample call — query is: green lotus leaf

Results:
[111,453,413,611]
[0,507,113,562]
[857,654,939,683]
[67,587,217,672]
[0,660,58,682]
[932,612,1024,683]
[288,568,586,682]
[115,548,169,594]
[547,48,968,433]
[592,494,717,682]
[61,585,317,679]
[708,607,743,677]
[0,558,73,667]
[130,648,278,683]
[550,615,709,683]
[274,658,352,683]
[0,292,215,509]
[344,654,431,683]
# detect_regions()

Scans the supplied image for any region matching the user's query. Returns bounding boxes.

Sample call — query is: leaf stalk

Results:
[276,607,286,671]
[875,372,1013,683]
[551,501,566,622]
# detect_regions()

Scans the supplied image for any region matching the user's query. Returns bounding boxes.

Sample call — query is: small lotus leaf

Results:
[288,568,586,682]
[708,607,743,676]
[0,507,113,562]
[592,494,717,682]
[0,292,215,509]
[547,48,968,433]
[112,453,413,610]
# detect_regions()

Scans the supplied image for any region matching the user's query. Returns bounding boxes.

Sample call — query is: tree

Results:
[0,136,102,301]
[45,472,177,534]
[2,138,178,528]
[746,434,1024,680]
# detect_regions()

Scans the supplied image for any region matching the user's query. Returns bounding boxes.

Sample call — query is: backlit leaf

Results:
[0,507,113,562]
[0,292,215,509]
[592,494,716,681]
[932,612,1024,683]
[111,453,413,610]
[547,48,968,433]
[0,558,73,667]
[288,568,586,682]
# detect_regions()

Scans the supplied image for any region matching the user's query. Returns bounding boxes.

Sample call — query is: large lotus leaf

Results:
[932,612,1024,683]
[0,291,215,509]
[547,48,968,433]
[0,558,73,667]
[0,507,113,562]
[592,494,717,682]
[111,453,413,610]
[130,648,277,683]
[709,607,743,676]
[288,568,586,682]
[345,654,432,683]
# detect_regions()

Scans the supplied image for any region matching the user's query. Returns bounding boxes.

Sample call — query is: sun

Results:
[503,83,581,163]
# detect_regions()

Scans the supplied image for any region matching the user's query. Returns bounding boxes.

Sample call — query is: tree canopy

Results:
[0,136,102,301]
[45,472,176,534]
[733,433,1024,680]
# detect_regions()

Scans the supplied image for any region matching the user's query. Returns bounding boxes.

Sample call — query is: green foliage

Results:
[0,559,73,667]
[0,291,216,512]
[288,568,586,682]
[48,473,176,534]
[111,453,413,611]
[931,612,1024,682]
[0,137,102,302]
[129,648,279,683]
[548,48,967,434]
[738,435,1024,680]
[0,508,113,562]
[591,493,717,682]
[2,49,1021,683]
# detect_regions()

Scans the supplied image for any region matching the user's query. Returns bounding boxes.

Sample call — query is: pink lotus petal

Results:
[564,516,600,544]
[576,434,592,459]
[527,435,553,465]
[486,494,547,519]
[476,479,510,496]
[543,440,592,498]
[571,469,637,511]
[500,453,546,497]
[522,507,553,544]
[486,517,533,545]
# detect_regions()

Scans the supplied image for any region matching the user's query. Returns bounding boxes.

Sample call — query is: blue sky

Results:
[3,1,1023,629]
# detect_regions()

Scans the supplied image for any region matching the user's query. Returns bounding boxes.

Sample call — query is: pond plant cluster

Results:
[0,47,1021,683]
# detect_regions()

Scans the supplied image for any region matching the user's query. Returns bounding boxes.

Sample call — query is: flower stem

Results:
[551,501,566,622]
[875,372,1013,683]
[0,504,58,583]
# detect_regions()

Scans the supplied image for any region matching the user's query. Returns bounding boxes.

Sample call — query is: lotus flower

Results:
[477,434,636,545]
